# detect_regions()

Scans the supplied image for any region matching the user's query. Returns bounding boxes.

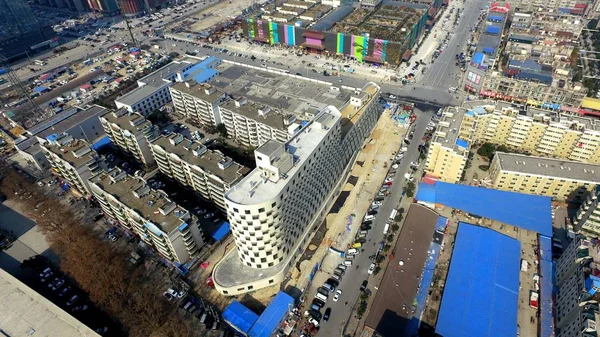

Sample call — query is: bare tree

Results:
[0,163,198,337]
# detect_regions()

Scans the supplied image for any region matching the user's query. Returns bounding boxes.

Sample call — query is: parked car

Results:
[324,307,331,321]
[66,295,78,306]
[72,304,88,312]
[203,212,215,219]
[360,280,368,291]
[58,285,71,297]
[333,289,342,302]
[368,263,376,275]
[52,279,65,291]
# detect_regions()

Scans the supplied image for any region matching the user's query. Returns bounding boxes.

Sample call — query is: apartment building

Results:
[425,101,600,182]
[40,135,104,195]
[170,62,355,148]
[575,186,600,238]
[464,9,587,108]
[99,108,157,166]
[115,60,196,116]
[213,83,382,295]
[219,98,295,147]
[150,133,249,210]
[467,102,600,162]
[489,152,600,201]
[555,237,600,337]
[14,104,108,173]
[89,168,204,264]
[508,0,592,14]
[169,81,225,127]
[424,106,470,183]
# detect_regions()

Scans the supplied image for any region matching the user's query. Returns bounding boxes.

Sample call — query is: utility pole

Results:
[0,51,47,122]
[117,0,139,49]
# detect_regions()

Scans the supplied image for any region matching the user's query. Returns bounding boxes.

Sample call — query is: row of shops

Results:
[465,85,600,116]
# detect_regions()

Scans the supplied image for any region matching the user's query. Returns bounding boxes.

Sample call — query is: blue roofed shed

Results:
[33,86,50,93]
[181,57,221,84]
[212,221,230,241]
[486,25,501,35]
[222,301,259,336]
[482,47,495,54]
[455,139,468,149]
[415,182,552,237]
[248,292,294,337]
[539,236,555,337]
[472,52,484,65]
[436,223,521,337]
[192,68,219,83]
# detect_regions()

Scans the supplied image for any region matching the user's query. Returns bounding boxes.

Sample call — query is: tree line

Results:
[0,163,198,337]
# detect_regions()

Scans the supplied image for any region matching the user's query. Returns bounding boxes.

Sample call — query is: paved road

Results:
[317,111,433,337]
[0,203,55,275]
[422,0,490,89]
[3,0,220,89]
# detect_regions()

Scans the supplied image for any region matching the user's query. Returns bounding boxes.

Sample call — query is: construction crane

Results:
[116,0,140,50]
[0,51,48,126]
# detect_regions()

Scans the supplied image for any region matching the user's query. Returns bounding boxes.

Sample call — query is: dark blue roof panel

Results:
[222,301,259,335]
[249,292,294,337]
[415,182,552,236]
[539,236,556,337]
[436,223,521,337]
[212,222,230,241]
[486,25,501,34]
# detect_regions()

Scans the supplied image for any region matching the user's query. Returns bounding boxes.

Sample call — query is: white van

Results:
[343,260,353,266]
[315,292,328,302]
[383,223,390,235]
[364,214,375,221]
[347,248,358,255]
[389,209,398,221]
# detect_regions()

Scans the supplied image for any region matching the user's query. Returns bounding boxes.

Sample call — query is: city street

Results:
[316,111,433,337]
[421,0,489,89]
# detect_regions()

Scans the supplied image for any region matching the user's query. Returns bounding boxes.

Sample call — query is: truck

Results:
[389,209,398,222]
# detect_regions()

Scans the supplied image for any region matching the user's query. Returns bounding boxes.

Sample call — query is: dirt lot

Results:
[185,0,260,32]
[365,204,439,336]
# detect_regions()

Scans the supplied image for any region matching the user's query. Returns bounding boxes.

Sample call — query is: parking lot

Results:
[20,255,124,336]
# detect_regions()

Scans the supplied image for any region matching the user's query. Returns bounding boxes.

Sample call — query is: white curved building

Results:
[213,83,382,295]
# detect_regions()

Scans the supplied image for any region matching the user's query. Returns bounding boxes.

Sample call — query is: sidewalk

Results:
[293,112,406,290]
[221,41,394,81]
[350,164,426,337]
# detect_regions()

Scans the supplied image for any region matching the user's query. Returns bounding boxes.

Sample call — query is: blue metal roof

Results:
[436,223,520,337]
[539,236,555,337]
[193,68,218,84]
[486,25,501,35]
[472,52,484,65]
[435,216,448,231]
[33,86,49,93]
[415,182,553,236]
[488,15,503,22]
[222,301,259,335]
[482,47,495,54]
[91,135,111,150]
[248,292,294,337]
[455,138,468,149]
[212,222,230,241]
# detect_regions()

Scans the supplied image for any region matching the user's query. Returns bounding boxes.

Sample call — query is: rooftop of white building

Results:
[225,107,341,205]
[495,152,600,183]
[0,268,99,337]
